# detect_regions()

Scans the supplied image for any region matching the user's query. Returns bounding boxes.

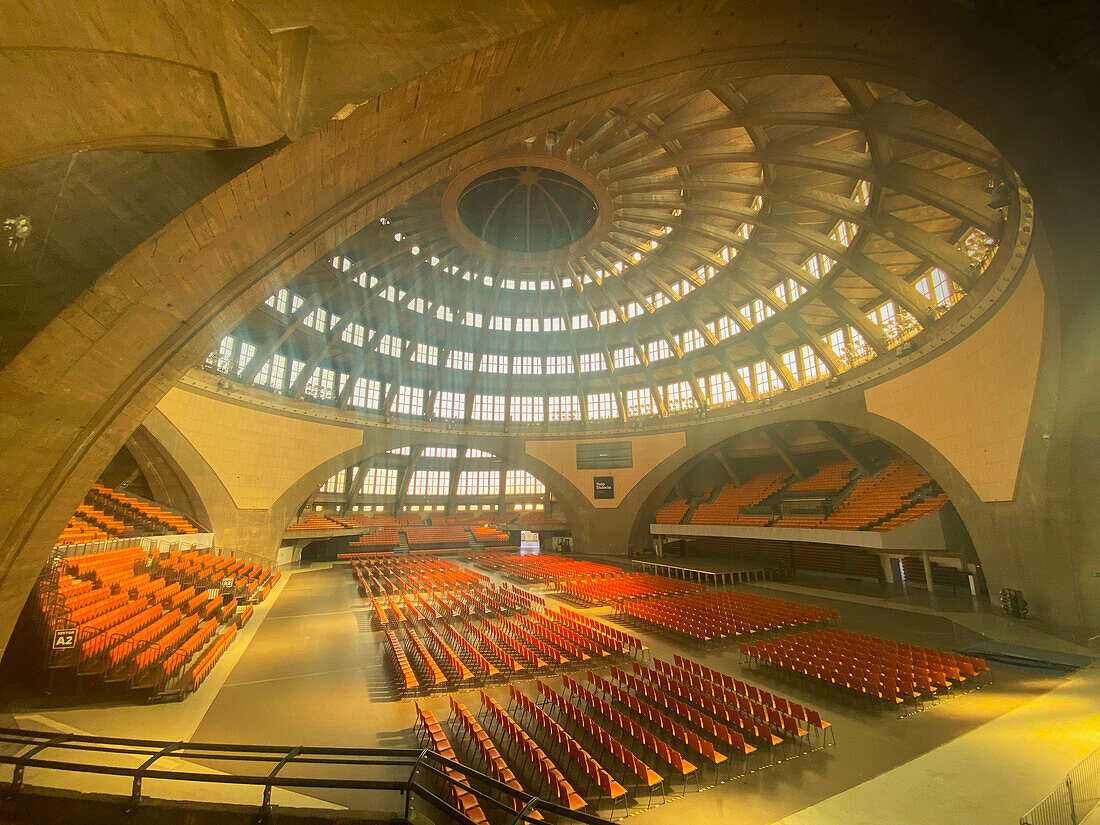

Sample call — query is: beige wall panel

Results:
[156,386,362,509]
[525,432,686,509]
[865,261,1044,502]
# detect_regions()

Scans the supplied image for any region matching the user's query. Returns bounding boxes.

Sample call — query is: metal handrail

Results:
[0,727,612,825]
[1022,747,1100,825]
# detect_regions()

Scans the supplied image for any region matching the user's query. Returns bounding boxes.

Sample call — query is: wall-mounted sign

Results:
[594,476,615,499]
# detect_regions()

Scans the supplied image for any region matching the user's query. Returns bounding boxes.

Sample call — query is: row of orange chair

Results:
[669,654,833,746]
[639,660,816,755]
[544,606,643,657]
[383,629,419,692]
[439,621,500,678]
[413,704,489,825]
[612,665,771,769]
[460,618,523,673]
[403,624,448,686]
[584,670,735,777]
[557,573,707,605]
[479,691,586,811]
[536,680,665,808]
[189,623,238,689]
[508,684,628,817]
[742,628,987,711]
[420,621,476,682]
[464,552,621,583]
[381,598,637,695]
[560,674,698,787]
[618,589,838,641]
[515,613,599,661]
[89,484,199,535]
[448,697,544,821]
[38,545,270,696]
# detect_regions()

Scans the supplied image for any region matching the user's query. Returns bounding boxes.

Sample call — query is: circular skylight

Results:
[457,166,600,254]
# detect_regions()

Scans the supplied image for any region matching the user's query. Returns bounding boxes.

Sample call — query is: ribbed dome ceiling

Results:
[211,75,1020,427]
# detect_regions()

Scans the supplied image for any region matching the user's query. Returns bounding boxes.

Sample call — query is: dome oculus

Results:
[456,166,600,254]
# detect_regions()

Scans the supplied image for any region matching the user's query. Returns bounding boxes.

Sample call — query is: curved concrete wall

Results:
[0,0,291,166]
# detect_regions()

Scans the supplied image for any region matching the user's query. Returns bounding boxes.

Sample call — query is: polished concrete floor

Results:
[3,563,1091,823]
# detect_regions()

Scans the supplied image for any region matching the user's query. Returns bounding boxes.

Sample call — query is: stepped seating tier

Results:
[653,457,947,533]
[57,484,200,545]
[35,545,277,698]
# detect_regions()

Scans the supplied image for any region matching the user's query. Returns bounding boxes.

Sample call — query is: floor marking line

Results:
[224,666,366,688]
[263,610,351,620]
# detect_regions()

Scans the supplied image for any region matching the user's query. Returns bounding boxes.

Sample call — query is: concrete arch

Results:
[267,436,594,539]
[125,424,213,531]
[625,414,989,555]
[0,0,1097,651]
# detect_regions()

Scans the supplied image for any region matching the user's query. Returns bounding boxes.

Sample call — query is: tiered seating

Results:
[743,627,989,713]
[286,514,346,531]
[34,545,274,697]
[55,514,112,545]
[786,460,856,493]
[654,499,689,524]
[512,511,561,527]
[188,623,237,689]
[652,459,947,533]
[618,590,837,641]
[469,526,510,545]
[75,484,199,538]
[883,492,949,529]
[403,526,471,547]
[819,459,942,530]
[557,573,706,605]
[691,473,792,525]
[350,528,403,547]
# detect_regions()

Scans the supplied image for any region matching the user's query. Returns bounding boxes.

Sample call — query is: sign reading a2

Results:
[53,628,77,650]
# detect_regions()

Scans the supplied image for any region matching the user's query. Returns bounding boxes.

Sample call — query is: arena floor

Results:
[0,562,1088,824]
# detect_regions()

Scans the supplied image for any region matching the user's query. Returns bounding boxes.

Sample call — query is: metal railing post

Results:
[1067,775,1077,825]
[260,746,301,821]
[405,747,431,821]
[7,734,70,798]
[510,794,541,825]
[130,742,182,809]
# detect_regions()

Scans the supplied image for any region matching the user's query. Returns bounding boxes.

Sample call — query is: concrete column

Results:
[922,550,938,609]
[879,554,896,584]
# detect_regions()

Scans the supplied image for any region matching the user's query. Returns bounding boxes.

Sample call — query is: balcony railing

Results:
[0,727,612,825]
